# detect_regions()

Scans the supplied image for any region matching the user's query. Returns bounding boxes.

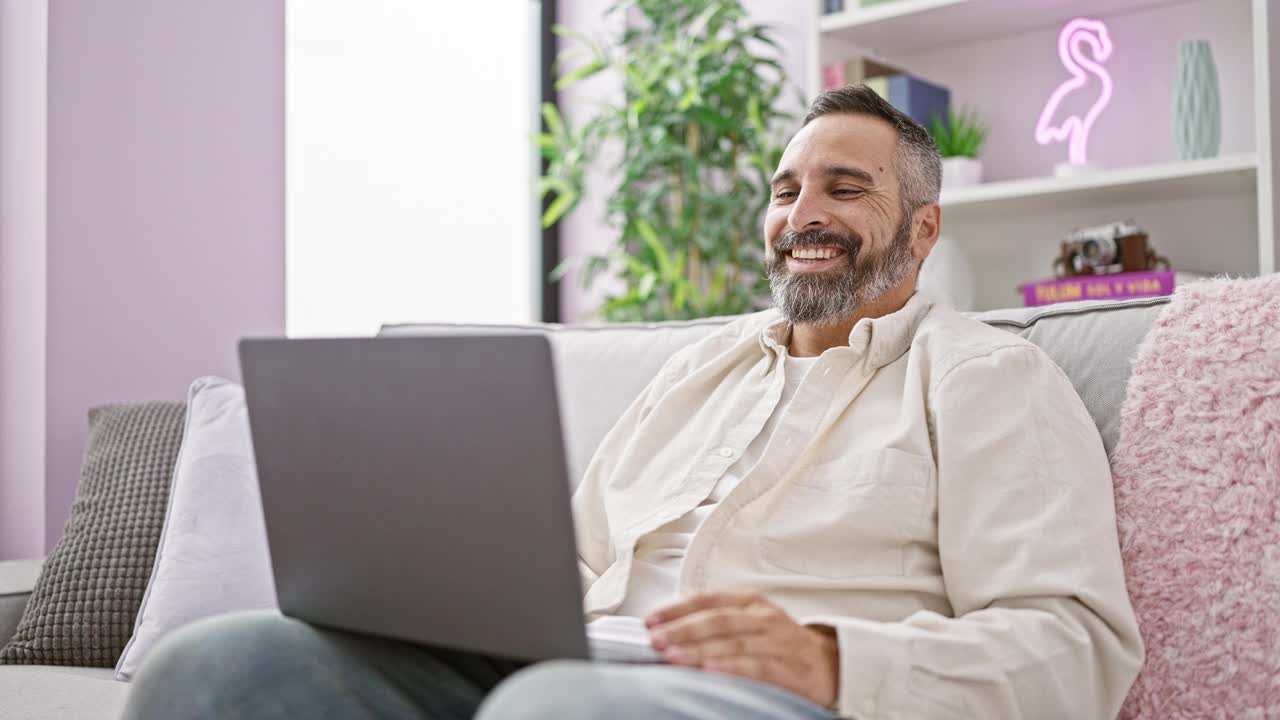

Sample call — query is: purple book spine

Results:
[1023,271,1176,307]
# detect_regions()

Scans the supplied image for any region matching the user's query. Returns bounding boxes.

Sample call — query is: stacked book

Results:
[1021,271,1210,307]
[821,57,949,129]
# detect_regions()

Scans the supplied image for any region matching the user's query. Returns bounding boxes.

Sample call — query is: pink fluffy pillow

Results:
[1111,275,1280,718]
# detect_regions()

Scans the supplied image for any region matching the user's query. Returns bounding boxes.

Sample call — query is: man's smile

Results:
[784,245,848,272]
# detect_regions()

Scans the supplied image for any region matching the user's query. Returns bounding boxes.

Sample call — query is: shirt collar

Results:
[757,292,934,371]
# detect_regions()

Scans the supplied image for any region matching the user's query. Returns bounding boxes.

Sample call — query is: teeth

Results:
[792,247,840,260]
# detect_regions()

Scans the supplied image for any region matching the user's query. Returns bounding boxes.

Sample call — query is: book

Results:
[1022,271,1176,307]
[882,74,950,128]
[822,56,902,92]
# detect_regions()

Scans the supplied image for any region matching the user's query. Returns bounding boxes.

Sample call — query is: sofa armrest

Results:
[0,557,42,645]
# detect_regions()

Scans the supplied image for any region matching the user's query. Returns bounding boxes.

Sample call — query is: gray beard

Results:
[767,218,916,327]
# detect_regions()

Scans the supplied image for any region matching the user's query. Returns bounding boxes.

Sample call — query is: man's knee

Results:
[477,660,663,720]
[122,610,300,720]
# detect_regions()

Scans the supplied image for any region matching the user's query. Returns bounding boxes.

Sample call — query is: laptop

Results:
[239,334,659,664]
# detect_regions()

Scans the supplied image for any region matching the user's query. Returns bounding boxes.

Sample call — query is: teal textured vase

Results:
[1174,41,1221,160]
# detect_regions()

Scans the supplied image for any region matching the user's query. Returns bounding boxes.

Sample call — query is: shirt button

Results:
[718,447,734,458]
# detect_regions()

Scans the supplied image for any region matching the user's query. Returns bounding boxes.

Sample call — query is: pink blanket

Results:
[1112,274,1280,719]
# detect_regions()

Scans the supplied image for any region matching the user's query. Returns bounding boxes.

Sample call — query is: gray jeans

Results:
[121,610,838,720]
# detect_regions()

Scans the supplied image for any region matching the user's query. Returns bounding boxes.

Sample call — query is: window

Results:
[286,1,542,336]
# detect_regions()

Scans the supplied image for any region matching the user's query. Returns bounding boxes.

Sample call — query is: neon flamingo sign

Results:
[1035,18,1114,166]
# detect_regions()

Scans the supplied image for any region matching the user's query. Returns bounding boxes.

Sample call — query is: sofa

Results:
[0,295,1181,719]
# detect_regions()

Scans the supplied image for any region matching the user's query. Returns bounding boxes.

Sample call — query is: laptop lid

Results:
[239,334,588,662]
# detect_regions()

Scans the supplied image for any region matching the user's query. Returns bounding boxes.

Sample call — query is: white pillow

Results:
[115,377,277,681]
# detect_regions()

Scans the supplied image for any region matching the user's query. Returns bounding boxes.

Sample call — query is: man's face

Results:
[764,113,922,326]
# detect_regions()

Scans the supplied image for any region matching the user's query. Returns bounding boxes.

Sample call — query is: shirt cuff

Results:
[803,614,913,719]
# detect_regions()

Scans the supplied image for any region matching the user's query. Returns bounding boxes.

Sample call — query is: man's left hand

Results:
[645,591,840,708]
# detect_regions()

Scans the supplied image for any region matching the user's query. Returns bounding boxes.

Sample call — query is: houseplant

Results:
[930,106,987,190]
[538,0,792,321]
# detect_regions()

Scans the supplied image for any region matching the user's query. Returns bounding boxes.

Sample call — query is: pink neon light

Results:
[1035,18,1114,166]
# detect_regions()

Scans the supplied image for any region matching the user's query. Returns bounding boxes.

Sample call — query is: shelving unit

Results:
[818,0,1187,57]
[805,0,1280,311]
[941,154,1258,218]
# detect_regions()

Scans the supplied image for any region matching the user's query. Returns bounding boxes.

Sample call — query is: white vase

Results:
[941,157,983,190]
[918,236,976,311]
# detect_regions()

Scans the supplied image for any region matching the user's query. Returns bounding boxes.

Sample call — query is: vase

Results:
[940,157,983,190]
[917,236,975,311]
[1173,40,1221,161]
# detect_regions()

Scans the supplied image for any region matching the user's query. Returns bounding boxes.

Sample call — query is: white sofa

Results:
[0,296,1169,719]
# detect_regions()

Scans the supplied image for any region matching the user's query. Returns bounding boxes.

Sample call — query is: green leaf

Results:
[690,106,735,134]
[549,257,575,282]
[677,86,700,111]
[541,102,567,142]
[671,278,689,311]
[541,188,577,227]
[551,23,598,53]
[636,219,676,281]
[556,59,607,90]
[929,106,987,158]
[638,272,657,300]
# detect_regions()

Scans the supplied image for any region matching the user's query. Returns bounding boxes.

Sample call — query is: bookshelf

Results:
[818,0,1187,56]
[941,154,1258,219]
[805,0,1280,311]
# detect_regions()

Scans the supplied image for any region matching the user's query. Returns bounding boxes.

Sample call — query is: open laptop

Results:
[238,334,658,664]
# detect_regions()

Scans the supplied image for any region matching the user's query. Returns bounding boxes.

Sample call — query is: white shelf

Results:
[940,154,1258,220]
[820,0,1185,56]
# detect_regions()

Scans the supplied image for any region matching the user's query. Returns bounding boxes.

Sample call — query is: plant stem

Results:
[686,122,703,307]
[726,143,742,296]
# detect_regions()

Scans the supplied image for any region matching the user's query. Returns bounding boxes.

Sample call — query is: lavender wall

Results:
[0,0,49,560]
[38,0,285,551]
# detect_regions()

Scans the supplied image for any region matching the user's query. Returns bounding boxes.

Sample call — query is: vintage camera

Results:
[1053,220,1170,277]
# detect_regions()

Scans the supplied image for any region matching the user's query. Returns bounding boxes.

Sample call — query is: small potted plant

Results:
[930,107,987,190]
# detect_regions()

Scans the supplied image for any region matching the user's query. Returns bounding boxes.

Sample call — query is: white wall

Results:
[286,1,538,336]
[0,0,48,560]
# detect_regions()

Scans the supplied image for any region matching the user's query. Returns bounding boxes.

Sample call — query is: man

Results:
[124,85,1142,719]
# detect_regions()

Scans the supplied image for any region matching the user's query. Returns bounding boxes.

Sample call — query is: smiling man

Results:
[124,85,1142,720]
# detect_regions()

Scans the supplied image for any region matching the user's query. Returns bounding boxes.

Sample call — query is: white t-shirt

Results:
[614,350,822,618]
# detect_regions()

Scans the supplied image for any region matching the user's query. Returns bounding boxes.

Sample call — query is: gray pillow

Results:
[0,401,185,667]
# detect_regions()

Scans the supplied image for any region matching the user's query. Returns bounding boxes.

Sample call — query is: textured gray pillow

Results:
[0,402,185,667]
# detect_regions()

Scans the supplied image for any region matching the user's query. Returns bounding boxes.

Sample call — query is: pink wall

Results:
[0,0,49,560]
[33,0,285,553]
[896,0,1255,183]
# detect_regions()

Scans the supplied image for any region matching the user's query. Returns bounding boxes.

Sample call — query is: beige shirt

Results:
[572,292,1143,719]
[617,351,821,618]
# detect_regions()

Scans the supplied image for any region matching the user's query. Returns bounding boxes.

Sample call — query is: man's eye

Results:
[834,188,864,196]
[774,190,797,200]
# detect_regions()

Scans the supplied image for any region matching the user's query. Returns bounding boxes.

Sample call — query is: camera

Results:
[1053,221,1170,277]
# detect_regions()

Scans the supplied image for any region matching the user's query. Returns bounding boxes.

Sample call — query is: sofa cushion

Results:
[381,317,733,488]
[0,558,42,647]
[0,402,186,667]
[973,296,1169,456]
[0,666,129,719]
[383,297,1163,481]
[115,378,277,681]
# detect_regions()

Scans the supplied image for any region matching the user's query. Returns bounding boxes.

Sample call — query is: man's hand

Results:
[645,591,840,708]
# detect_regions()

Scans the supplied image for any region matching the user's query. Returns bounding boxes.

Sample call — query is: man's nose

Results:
[787,191,831,234]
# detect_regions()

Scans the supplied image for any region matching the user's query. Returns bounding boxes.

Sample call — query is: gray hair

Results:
[803,84,942,210]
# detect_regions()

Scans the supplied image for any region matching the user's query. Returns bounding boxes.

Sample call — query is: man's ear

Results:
[911,203,942,261]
